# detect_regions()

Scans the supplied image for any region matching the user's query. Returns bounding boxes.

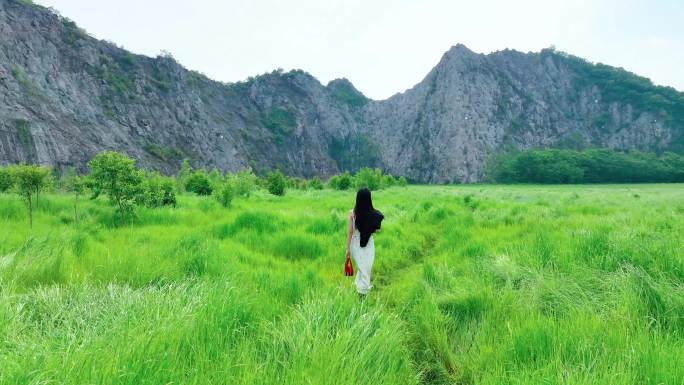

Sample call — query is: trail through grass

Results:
[1,185,683,384]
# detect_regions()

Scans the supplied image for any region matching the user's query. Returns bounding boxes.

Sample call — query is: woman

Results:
[346,188,384,296]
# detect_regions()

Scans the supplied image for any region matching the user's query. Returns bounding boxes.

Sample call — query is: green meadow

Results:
[1,184,683,384]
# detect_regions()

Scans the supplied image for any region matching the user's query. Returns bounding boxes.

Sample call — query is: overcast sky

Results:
[35,0,683,100]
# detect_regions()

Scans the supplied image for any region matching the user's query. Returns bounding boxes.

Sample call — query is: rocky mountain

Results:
[1,0,683,182]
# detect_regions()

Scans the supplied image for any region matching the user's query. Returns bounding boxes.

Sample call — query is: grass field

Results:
[1,184,683,384]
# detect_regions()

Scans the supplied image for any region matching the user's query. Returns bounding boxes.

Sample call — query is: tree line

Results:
[0,151,407,227]
[485,148,684,184]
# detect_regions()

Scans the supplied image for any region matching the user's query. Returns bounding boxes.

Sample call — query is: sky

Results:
[35,0,684,100]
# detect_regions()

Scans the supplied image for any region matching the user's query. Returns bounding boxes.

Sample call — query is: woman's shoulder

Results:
[349,209,354,218]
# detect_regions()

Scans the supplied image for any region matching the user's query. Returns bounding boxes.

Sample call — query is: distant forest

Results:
[486,148,684,184]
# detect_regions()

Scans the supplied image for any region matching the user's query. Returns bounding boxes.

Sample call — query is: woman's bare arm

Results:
[346,210,353,256]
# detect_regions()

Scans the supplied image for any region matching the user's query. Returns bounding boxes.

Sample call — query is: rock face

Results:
[1,0,682,182]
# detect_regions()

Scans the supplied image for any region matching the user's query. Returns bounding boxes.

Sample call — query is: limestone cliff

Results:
[1,0,682,182]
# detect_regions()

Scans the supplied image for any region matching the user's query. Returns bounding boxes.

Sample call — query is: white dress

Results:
[350,212,375,295]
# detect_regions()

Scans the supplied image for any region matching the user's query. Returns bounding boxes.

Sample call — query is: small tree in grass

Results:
[66,175,87,227]
[231,168,257,197]
[185,170,213,195]
[0,167,13,193]
[64,169,87,227]
[266,170,286,196]
[88,151,143,224]
[138,172,177,208]
[309,176,323,190]
[354,167,383,191]
[208,167,223,186]
[381,174,396,188]
[10,164,51,227]
[177,159,192,192]
[213,181,234,208]
[328,172,352,190]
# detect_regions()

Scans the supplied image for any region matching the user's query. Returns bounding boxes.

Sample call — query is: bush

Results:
[397,176,408,187]
[185,171,213,195]
[354,167,383,190]
[328,172,353,190]
[138,172,177,208]
[267,170,286,196]
[208,168,223,186]
[88,151,143,224]
[309,176,323,190]
[230,168,258,197]
[382,174,396,188]
[213,181,234,208]
[0,167,13,192]
[286,176,307,190]
[177,159,192,192]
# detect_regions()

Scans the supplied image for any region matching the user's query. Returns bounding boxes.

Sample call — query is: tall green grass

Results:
[0,185,683,384]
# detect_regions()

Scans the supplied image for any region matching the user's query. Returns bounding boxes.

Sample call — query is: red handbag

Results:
[344,254,354,276]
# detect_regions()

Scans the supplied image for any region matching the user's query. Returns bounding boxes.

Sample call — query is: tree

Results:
[177,159,192,192]
[0,167,13,193]
[231,168,258,197]
[354,167,383,190]
[381,174,396,188]
[309,176,323,190]
[328,172,353,190]
[88,151,143,224]
[266,170,286,196]
[208,167,223,186]
[9,164,51,227]
[185,170,213,195]
[213,181,234,208]
[484,148,684,184]
[138,172,177,207]
[63,168,87,227]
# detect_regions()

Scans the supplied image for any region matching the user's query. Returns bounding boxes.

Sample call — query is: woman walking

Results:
[345,188,384,297]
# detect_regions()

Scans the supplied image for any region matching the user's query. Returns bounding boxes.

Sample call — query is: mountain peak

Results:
[327,78,368,107]
[1,3,683,182]
[443,43,477,58]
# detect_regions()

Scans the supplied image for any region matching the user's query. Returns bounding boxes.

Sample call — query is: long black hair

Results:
[354,188,383,247]
[354,187,374,224]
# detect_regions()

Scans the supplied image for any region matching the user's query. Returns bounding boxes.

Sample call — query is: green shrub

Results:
[382,174,396,188]
[208,168,223,186]
[0,167,13,192]
[285,176,306,190]
[327,78,369,107]
[328,172,353,190]
[263,107,296,134]
[354,167,383,190]
[138,172,177,208]
[185,171,213,195]
[176,159,192,192]
[213,181,234,208]
[397,176,408,187]
[230,168,257,197]
[309,176,323,190]
[266,170,286,196]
